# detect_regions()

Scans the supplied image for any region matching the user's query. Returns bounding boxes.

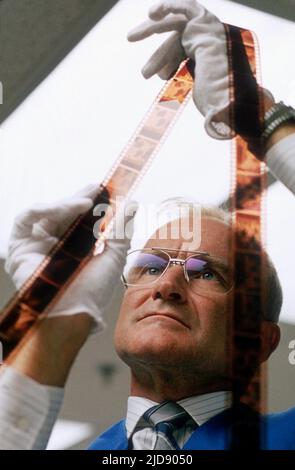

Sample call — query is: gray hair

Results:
[156,197,282,324]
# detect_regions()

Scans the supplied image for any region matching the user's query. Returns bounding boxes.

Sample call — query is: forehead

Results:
[144,216,232,259]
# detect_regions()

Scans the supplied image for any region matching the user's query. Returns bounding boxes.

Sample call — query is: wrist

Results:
[262,101,295,154]
[265,121,295,152]
[246,98,295,160]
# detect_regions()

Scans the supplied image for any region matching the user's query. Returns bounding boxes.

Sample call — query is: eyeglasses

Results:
[122,247,233,295]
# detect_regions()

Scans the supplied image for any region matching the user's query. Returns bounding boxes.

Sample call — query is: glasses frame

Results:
[121,247,231,292]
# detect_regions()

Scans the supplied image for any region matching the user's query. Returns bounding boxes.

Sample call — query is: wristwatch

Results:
[262,101,295,144]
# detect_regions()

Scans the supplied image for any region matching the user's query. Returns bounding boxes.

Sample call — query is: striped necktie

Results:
[142,401,197,450]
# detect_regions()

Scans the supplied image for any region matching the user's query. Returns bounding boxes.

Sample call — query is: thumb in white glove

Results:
[5,186,138,333]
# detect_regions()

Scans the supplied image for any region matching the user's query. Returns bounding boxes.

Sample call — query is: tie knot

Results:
[143,401,189,429]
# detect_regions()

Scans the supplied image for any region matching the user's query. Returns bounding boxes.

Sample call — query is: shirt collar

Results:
[125,391,232,437]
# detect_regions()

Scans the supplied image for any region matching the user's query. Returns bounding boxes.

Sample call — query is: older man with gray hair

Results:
[0,0,295,450]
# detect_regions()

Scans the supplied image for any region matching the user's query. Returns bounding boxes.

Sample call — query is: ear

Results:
[260,321,281,363]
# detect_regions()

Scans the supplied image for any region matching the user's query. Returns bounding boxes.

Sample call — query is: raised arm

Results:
[128,0,295,194]
[0,188,137,449]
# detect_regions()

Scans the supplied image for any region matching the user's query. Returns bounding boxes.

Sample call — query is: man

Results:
[91,207,285,450]
[0,0,295,450]
[0,198,292,450]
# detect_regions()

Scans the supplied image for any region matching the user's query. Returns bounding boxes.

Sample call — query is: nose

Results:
[151,265,187,303]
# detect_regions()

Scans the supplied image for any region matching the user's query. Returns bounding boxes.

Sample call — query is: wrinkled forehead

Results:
[144,216,233,259]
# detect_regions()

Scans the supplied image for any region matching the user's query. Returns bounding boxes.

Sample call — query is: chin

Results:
[116,336,194,369]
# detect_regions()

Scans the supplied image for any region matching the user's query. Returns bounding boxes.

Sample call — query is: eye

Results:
[141,262,166,276]
[146,266,162,275]
[188,267,221,282]
[201,270,217,281]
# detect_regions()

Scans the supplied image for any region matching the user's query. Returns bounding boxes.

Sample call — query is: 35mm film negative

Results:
[0,24,266,449]
[226,24,266,448]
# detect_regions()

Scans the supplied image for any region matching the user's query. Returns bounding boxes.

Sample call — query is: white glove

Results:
[5,185,138,333]
[128,0,274,140]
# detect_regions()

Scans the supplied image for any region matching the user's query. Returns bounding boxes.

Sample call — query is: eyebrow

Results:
[199,254,230,275]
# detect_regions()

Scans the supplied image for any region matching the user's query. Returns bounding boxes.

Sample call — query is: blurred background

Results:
[0,0,294,449]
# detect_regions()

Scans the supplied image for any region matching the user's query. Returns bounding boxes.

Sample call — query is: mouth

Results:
[139,313,190,329]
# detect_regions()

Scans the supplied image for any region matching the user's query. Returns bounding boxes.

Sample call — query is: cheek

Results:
[115,287,150,335]
[120,287,150,313]
[114,288,154,358]
[195,295,229,339]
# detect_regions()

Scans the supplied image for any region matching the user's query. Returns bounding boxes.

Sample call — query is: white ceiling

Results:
[0,0,294,324]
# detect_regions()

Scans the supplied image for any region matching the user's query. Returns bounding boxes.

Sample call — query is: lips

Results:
[139,312,190,329]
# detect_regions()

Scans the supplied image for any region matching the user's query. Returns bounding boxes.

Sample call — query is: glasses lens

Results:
[124,250,169,286]
[186,256,232,294]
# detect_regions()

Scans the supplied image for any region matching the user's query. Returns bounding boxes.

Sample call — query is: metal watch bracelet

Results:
[262,101,295,144]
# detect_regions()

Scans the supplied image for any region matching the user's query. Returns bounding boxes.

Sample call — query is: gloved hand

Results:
[128,0,274,140]
[5,185,138,333]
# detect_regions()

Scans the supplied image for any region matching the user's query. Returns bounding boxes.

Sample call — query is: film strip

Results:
[226,25,266,449]
[0,25,266,448]
[0,60,195,356]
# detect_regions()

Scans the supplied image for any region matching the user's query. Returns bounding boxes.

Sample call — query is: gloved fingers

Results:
[29,195,92,240]
[50,198,94,241]
[5,233,58,281]
[11,197,93,240]
[128,14,186,42]
[149,0,202,21]
[157,57,183,80]
[5,253,48,289]
[12,211,44,239]
[73,183,101,201]
[152,37,185,80]
[51,197,93,224]
[31,218,60,241]
[141,32,184,78]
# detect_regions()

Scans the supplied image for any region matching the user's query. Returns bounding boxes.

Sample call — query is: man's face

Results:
[114,216,233,385]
